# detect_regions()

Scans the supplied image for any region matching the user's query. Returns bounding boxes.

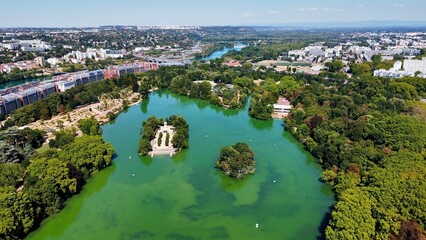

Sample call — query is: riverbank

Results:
[198,43,246,61]
[0,75,52,90]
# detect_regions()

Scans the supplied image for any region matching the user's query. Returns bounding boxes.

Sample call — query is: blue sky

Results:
[1,0,426,27]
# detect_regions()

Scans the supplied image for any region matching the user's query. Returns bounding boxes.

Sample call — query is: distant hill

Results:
[250,20,426,30]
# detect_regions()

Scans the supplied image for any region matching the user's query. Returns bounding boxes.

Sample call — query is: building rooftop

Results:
[275,97,291,106]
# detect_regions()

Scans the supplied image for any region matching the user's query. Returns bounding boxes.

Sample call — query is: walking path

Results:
[149,122,177,156]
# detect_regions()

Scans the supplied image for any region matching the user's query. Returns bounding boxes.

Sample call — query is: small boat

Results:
[255,223,259,228]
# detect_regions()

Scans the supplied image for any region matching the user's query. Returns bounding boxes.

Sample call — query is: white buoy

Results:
[273,180,276,183]
[255,223,259,228]
[206,135,209,138]
[249,139,252,142]
[129,156,132,160]
[273,144,276,147]
[132,173,135,177]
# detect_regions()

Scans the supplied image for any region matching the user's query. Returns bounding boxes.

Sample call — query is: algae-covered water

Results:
[27,91,334,240]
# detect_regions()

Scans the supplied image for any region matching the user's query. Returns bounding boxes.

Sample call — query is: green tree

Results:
[49,129,75,149]
[0,164,24,187]
[216,142,256,179]
[59,135,114,178]
[168,115,189,150]
[27,158,78,196]
[0,188,35,239]
[158,132,163,146]
[138,116,164,156]
[326,188,376,240]
[139,76,151,100]
[77,118,101,136]
[350,63,372,76]
[325,61,344,73]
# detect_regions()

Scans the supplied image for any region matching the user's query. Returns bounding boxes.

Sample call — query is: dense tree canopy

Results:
[0,128,45,164]
[167,115,189,151]
[216,142,256,179]
[77,118,102,136]
[0,130,114,239]
[138,116,164,156]
[59,136,114,179]
[284,72,426,238]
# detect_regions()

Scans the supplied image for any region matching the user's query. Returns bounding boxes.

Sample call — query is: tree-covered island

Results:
[216,142,256,179]
[138,115,189,156]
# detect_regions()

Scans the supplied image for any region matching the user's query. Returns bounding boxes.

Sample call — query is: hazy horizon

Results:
[1,0,426,28]
[2,20,426,29]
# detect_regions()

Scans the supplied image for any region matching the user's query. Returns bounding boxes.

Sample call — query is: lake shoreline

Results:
[26,90,334,240]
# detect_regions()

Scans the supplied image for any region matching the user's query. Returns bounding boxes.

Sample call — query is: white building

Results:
[394,61,403,70]
[73,49,98,62]
[404,57,426,73]
[2,43,18,50]
[373,61,415,78]
[100,49,124,59]
[19,40,52,52]
[373,69,414,78]
[35,57,45,67]
[273,97,292,114]
[47,58,60,66]
[57,80,76,92]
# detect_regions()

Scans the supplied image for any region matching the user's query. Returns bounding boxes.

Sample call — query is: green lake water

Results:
[27,91,334,240]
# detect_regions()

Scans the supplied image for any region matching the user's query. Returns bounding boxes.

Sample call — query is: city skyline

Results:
[2,0,426,27]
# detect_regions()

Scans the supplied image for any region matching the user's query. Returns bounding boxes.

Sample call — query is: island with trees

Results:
[216,142,256,179]
[138,115,189,156]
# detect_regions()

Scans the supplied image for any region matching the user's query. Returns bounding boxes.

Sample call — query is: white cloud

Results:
[393,3,405,7]
[296,7,344,12]
[269,10,281,15]
[357,4,364,8]
[296,7,319,12]
[242,13,254,17]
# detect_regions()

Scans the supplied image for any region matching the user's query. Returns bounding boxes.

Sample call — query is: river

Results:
[200,44,246,61]
[0,76,51,90]
[27,91,334,240]
[2,44,244,90]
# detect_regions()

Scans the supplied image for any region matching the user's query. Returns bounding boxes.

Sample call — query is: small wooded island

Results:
[138,115,189,156]
[216,142,256,179]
